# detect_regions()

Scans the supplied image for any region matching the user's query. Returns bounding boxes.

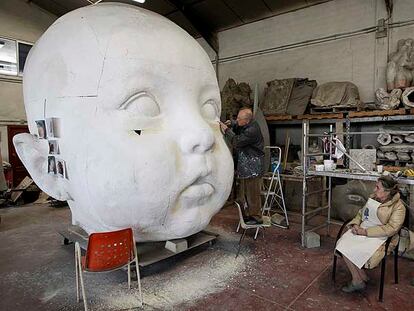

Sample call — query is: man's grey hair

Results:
[239,108,253,121]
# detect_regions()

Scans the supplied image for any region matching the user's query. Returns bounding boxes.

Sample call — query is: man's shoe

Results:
[251,215,263,224]
[244,216,263,225]
[341,282,366,293]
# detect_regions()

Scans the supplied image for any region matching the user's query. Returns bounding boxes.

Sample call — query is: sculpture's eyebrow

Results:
[118,91,152,110]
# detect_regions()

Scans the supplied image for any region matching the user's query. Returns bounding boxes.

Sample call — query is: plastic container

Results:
[324,160,335,171]
[315,164,325,171]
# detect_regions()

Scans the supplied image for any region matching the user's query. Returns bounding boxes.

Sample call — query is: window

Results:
[0,38,17,75]
[0,37,33,76]
[18,42,32,75]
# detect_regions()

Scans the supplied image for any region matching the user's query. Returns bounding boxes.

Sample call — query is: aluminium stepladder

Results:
[261,146,289,229]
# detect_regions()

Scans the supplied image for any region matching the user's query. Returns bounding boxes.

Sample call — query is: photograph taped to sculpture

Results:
[13,3,234,242]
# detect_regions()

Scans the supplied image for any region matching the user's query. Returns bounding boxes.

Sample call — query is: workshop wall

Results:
[215,0,414,105]
[0,0,56,161]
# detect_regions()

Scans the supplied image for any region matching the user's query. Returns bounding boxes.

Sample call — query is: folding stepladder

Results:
[261,146,289,229]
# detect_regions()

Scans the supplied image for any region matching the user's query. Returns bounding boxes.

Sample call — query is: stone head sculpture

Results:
[14,3,234,241]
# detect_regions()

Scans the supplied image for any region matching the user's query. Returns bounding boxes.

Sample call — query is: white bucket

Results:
[324,160,335,171]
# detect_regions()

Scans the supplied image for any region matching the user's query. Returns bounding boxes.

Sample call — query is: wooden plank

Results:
[383,165,406,172]
[59,226,218,267]
[310,106,358,115]
[265,114,293,121]
[11,176,33,202]
[297,113,343,120]
[348,108,406,118]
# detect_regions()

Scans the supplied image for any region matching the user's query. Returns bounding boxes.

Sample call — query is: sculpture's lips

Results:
[181,179,214,200]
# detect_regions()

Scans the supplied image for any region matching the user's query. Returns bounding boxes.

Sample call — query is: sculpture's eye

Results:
[201,100,218,121]
[120,92,160,118]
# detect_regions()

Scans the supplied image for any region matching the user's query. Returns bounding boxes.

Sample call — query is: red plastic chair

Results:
[74,228,143,310]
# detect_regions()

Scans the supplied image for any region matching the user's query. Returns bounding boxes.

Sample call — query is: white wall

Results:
[0,0,57,161]
[214,0,414,104]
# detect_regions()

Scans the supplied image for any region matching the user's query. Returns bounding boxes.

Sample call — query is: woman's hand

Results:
[351,225,367,236]
[356,227,368,236]
[351,224,359,234]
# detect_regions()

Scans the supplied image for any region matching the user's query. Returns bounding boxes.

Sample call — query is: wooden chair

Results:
[332,220,400,302]
[75,228,143,310]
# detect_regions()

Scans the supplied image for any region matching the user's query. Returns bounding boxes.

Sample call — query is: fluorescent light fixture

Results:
[132,0,146,3]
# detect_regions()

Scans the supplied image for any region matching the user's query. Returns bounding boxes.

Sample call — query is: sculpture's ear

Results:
[13,133,71,201]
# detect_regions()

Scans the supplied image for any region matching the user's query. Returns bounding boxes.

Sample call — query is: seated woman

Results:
[335,175,405,293]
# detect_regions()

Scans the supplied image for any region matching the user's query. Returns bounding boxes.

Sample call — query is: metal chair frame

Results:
[332,219,400,302]
[74,228,143,310]
[235,201,265,258]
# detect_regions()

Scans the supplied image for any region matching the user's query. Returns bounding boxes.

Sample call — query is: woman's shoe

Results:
[341,282,366,293]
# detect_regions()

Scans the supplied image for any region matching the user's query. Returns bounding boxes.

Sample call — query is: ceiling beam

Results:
[166,0,218,54]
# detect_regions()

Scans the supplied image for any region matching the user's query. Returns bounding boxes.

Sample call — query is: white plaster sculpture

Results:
[374,88,401,110]
[386,38,414,91]
[402,86,414,108]
[13,3,234,241]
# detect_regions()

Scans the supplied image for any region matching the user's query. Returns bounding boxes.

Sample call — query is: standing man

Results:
[220,108,265,222]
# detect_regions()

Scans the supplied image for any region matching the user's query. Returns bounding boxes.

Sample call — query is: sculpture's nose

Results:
[178,120,215,154]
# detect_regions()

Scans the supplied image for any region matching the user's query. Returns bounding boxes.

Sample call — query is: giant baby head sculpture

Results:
[14,3,234,241]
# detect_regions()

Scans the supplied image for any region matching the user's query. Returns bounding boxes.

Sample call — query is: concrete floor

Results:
[0,203,413,311]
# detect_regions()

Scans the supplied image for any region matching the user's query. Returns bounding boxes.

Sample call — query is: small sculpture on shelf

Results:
[220,78,252,121]
[386,38,414,91]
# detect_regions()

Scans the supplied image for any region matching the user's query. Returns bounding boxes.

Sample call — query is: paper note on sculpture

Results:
[13,3,234,242]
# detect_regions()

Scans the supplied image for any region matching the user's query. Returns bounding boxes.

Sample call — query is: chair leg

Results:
[236,229,247,258]
[332,254,337,282]
[379,256,386,302]
[76,244,88,311]
[394,248,399,284]
[236,221,240,233]
[254,227,260,240]
[75,243,80,303]
[127,263,131,290]
[133,238,143,308]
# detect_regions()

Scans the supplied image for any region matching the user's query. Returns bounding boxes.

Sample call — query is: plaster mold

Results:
[386,38,414,91]
[13,3,234,241]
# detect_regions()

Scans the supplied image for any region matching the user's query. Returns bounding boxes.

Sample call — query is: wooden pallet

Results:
[265,114,293,121]
[310,106,358,114]
[348,108,406,118]
[297,113,343,120]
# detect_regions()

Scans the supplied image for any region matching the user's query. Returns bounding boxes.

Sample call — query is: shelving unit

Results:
[300,120,414,247]
[264,108,414,247]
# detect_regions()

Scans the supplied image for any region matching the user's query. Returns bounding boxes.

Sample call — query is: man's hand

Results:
[219,121,228,133]
[224,120,232,126]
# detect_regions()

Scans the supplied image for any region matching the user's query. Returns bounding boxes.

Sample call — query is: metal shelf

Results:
[267,114,414,125]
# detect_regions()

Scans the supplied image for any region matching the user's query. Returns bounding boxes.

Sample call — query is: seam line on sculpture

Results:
[96,32,112,93]
[56,95,98,98]
[161,196,170,227]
